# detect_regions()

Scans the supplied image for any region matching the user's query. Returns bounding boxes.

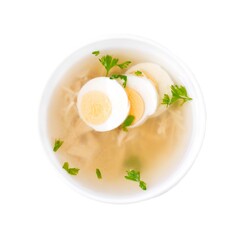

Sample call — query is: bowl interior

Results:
[39,37,206,203]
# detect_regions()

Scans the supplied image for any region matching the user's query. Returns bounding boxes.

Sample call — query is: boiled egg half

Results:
[126,62,174,116]
[77,77,130,132]
[125,75,158,127]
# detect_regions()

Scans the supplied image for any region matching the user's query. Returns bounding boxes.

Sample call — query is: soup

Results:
[48,49,193,198]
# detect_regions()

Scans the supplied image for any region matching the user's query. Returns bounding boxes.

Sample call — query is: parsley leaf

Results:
[99,55,119,76]
[134,70,143,76]
[96,168,102,179]
[117,61,131,69]
[62,162,79,175]
[93,53,131,76]
[67,168,80,175]
[92,50,100,56]
[125,170,147,190]
[122,115,135,131]
[162,85,192,106]
[139,181,147,190]
[53,139,64,152]
[110,74,128,87]
[162,94,171,106]
[125,170,140,182]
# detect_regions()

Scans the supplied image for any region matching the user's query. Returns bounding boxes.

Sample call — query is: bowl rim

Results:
[39,35,206,204]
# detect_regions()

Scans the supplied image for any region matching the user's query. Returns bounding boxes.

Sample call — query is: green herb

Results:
[139,181,147,190]
[122,115,135,131]
[62,162,79,175]
[134,70,143,76]
[92,50,100,56]
[125,170,140,182]
[96,168,102,179]
[117,61,131,69]
[53,139,64,152]
[110,74,128,88]
[92,52,131,76]
[162,94,171,106]
[99,55,119,76]
[162,85,192,106]
[125,170,147,190]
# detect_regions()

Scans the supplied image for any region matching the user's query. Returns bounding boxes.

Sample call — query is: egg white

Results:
[126,62,174,116]
[126,74,158,127]
[77,77,130,132]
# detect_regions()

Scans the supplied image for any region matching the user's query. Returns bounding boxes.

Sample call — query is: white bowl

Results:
[39,36,206,204]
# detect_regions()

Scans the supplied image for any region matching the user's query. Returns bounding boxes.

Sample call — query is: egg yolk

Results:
[125,87,145,124]
[80,91,112,125]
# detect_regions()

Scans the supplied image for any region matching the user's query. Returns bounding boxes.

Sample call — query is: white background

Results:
[0,0,239,239]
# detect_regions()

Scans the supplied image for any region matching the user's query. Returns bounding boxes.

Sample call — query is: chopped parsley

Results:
[134,70,143,76]
[122,115,135,131]
[92,50,100,56]
[162,85,192,106]
[92,51,131,76]
[96,168,102,179]
[53,139,64,152]
[125,170,147,190]
[110,74,128,88]
[62,162,79,175]
[117,61,132,69]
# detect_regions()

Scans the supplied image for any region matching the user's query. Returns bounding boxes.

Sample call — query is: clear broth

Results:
[48,49,193,198]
